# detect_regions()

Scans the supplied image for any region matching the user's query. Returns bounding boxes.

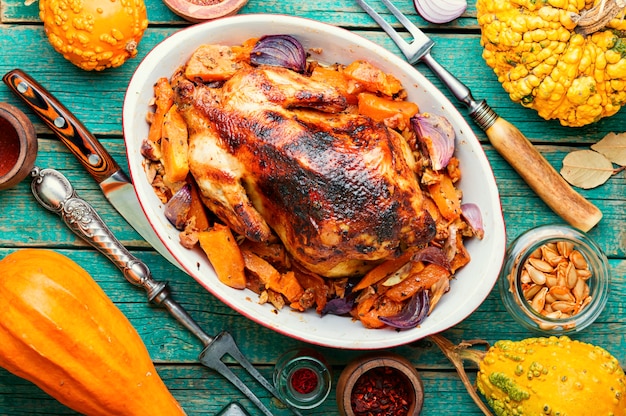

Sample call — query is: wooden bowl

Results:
[162,0,249,23]
[0,103,37,190]
[336,353,424,415]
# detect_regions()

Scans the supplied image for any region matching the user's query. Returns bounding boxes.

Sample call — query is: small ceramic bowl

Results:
[499,224,610,334]
[336,353,424,416]
[0,103,38,191]
[162,0,249,23]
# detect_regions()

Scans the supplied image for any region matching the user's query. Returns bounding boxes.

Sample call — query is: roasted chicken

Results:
[174,65,436,277]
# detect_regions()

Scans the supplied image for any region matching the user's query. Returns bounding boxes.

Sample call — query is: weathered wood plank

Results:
[1,1,625,414]
[0,365,484,415]
[1,24,624,146]
[1,0,480,29]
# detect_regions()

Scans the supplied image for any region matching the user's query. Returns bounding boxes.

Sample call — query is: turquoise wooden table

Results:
[1,0,625,414]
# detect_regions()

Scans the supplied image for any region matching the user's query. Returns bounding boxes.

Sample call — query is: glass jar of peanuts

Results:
[499,224,610,334]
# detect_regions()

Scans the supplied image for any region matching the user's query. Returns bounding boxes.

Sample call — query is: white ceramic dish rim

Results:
[123,14,506,350]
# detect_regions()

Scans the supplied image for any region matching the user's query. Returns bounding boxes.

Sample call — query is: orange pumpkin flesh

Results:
[0,249,186,416]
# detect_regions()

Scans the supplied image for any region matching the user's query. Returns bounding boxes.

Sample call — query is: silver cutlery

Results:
[3,69,183,271]
[30,166,302,416]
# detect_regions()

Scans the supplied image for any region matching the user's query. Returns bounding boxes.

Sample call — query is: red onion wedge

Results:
[461,203,484,240]
[412,245,450,271]
[250,35,307,73]
[411,113,456,171]
[164,184,192,230]
[414,0,467,24]
[379,290,430,329]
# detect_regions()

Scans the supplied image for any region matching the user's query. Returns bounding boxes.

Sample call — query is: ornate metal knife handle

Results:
[30,166,165,299]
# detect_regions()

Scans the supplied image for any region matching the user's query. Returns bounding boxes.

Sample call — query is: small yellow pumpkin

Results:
[0,249,187,415]
[432,334,626,416]
[39,0,149,71]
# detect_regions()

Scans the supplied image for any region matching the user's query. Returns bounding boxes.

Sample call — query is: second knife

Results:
[3,68,183,271]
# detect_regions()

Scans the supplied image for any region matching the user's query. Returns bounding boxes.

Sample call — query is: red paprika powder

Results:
[0,117,20,177]
[350,366,413,416]
[290,367,319,395]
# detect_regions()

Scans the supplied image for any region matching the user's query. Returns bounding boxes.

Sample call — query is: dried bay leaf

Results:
[560,150,614,189]
[590,132,626,165]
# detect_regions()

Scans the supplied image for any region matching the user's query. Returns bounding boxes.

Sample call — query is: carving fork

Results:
[356,0,602,232]
[30,167,302,416]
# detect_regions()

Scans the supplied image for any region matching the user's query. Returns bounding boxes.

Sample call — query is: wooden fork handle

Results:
[485,116,602,232]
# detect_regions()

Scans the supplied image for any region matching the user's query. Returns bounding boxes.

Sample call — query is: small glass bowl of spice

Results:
[0,103,38,191]
[273,348,332,410]
[499,224,610,334]
[336,353,424,416]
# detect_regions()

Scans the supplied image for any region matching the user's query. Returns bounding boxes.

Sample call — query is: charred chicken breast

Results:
[174,65,436,277]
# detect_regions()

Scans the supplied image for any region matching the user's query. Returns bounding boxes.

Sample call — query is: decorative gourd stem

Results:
[573,0,626,35]
[429,334,494,416]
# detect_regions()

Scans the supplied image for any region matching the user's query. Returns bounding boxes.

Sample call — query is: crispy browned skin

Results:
[174,65,435,277]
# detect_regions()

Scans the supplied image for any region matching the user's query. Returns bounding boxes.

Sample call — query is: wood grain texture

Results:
[1,0,625,414]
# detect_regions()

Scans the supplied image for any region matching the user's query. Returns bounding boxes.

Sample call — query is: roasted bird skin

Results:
[174,65,436,277]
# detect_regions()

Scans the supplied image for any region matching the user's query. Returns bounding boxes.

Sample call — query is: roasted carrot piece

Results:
[187,180,210,231]
[353,294,385,329]
[292,266,329,313]
[357,92,418,126]
[161,104,189,183]
[198,224,246,289]
[310,66,358,104]
[278,271,305,303]
[385,263,451,303]
[231,37,258,63]
[428,174,462,221]
[147,77,174,144]
[242,250,303,303]
[356,294,403,329]
[343,60,404,97]
[241,249,279,287]
[352,247,419,292]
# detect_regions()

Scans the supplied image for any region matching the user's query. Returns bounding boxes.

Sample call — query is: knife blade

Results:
[3,69,183,270]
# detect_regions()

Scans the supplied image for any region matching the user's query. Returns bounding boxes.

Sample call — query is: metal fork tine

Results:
[200,350,274,416]
[200,332,305,416]
[378,0,425,42]
[356,0,434,63]
[356,0,409,53]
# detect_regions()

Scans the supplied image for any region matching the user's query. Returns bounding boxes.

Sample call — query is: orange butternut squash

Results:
[0,249,186,416]
[198,224,247,289]
[148,77,175,144]
[357,92,419,129]
[428,174,461,221]
[161,104,190,183]
[343,60,404,97]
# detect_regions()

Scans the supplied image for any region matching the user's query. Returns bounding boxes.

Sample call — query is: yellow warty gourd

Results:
[431,334,626,416]
[39,0,148,71]
[476,0,626,127]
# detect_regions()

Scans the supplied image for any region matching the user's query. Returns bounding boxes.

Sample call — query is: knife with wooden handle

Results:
[358,0,603,232]
[3,68,183,270]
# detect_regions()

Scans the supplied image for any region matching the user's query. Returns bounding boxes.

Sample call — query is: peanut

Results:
[514,241,593,327]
